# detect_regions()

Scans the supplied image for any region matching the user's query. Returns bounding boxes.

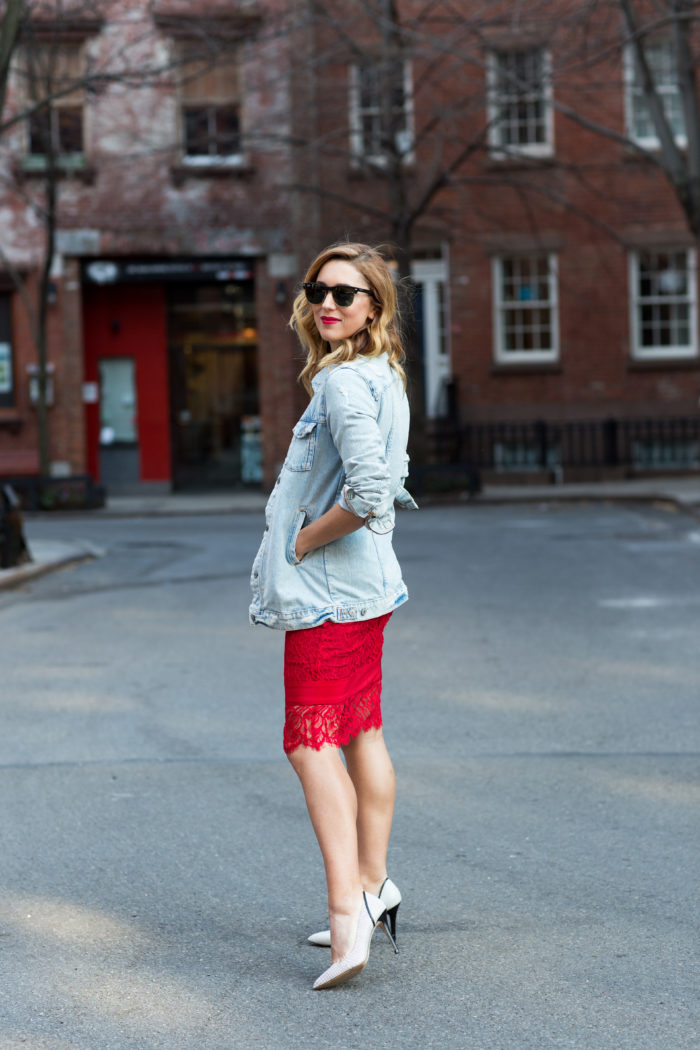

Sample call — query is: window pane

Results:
[28,107,52,154]
[494,48,547,149]
[57,107,83,153]
[362,113,382,155]
[498,255,555,356]
[184,107,212,155]
[631,38,685,140]
[214,106,240,154]
[354,61,409,158]
[636,250,694,352]
[359,67,380,110]
[184,104,241,157]
[24,44,84,159]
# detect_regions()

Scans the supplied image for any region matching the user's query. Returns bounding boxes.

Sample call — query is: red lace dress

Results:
[283,613,392,754]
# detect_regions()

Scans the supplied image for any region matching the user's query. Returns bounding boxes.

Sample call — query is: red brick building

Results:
[294,0,700,478]
[0,0,301,493]
[1,0,699,494]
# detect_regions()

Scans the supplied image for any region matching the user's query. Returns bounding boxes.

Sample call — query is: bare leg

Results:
[287,744,363,961]
[342,727,396,896]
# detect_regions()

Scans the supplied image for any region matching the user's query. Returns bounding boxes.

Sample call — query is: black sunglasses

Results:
[303,282,378,308]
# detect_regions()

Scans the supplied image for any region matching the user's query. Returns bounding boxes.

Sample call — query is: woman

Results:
[249,242,417,990]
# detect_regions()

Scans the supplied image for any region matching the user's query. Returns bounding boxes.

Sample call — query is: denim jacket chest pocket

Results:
[284,417,322,471]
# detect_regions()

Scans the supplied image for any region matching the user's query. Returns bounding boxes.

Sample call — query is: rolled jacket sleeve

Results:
[325,366,394,532]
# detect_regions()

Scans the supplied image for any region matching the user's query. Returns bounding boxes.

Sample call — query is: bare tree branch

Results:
[0,0,25,122]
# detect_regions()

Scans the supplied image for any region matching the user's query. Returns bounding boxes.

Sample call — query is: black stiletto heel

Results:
[384,902,400,943]
[378,908,399,954]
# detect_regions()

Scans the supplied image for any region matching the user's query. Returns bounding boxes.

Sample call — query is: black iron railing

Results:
[457,417,700,472]
[0,474,106,511]
[413,415,700,495]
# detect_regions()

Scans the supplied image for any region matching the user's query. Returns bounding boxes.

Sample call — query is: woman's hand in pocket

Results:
[295,527,310,561]
[295,503,365,562]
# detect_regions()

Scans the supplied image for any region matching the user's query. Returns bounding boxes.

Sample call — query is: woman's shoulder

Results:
[329,353,392,385]
[326,358,392,410]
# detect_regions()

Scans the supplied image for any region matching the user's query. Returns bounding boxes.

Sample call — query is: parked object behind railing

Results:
[0,475,106,512]
[0,485,32,569]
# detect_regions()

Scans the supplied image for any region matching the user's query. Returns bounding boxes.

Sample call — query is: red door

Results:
[83,283,171,483]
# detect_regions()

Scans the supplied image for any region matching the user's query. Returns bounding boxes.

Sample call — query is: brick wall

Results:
[0,0,302,486]
[301,0,700,428]
[3,0,700,486]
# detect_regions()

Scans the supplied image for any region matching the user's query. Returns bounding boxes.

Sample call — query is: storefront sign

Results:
[83,258,255,285]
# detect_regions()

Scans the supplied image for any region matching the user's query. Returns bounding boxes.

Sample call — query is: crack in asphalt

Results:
[0,569,251,602]
[0,751,698,772]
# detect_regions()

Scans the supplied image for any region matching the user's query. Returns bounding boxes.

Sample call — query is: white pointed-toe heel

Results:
[312,891,397,990]
[308,877,401,949]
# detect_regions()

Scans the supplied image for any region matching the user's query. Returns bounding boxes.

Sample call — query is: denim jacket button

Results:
[360,608,367,615]
[253,571,259,578]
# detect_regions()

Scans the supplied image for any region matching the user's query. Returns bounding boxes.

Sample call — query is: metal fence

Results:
[457,417,700,472]
[0,474,106,511]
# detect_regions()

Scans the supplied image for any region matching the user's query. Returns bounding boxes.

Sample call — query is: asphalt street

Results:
[1,501,698,1050]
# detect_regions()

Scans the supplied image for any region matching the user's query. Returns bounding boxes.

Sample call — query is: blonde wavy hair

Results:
[290,242,407,396]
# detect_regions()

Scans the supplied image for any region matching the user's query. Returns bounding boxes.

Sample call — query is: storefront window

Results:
[167,281,260,487]
[0,294,15,407]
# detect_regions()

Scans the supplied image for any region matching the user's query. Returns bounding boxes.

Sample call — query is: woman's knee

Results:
[286,742,337,778]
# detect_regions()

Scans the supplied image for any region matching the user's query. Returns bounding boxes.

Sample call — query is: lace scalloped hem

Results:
[283,683,383,754]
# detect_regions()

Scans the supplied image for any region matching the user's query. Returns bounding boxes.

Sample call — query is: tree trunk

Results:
[35,158,59,477]
[377,0,427,462]
[0,0,24,124]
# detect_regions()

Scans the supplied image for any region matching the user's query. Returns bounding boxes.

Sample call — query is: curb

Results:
[0,542,102,592]
[419,486,700,519]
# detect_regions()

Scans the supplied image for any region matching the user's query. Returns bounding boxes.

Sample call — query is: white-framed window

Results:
[349,60,414,164]
[629,249,698,359]
[624,38,686,148]
[20,41,85,171]
[492,254,559,363]
[487,48,553,157]
[180,44,242,165]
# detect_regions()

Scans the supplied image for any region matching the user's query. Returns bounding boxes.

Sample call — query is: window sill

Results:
[619,142,688,166]
[170,162,254,186]
[491,360,561,375]
[0,412,23,434]
[347,158,416,178]
[484,152,556,171]
[15,158,95,184]
[628,355,700,371]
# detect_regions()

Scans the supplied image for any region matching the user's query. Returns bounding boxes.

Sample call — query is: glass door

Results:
[98,357,140,483]
[168,282,260,488]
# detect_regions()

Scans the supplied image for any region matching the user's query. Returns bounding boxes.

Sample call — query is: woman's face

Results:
[310,259,377,346]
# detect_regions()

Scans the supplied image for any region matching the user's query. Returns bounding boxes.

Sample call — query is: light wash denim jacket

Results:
[249,353,418,631]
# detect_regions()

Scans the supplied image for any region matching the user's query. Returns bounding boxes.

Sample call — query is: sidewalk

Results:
[0,538,103,590]
[1,474,699,591]
[92,474,700,516]
[479,474,700,511]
